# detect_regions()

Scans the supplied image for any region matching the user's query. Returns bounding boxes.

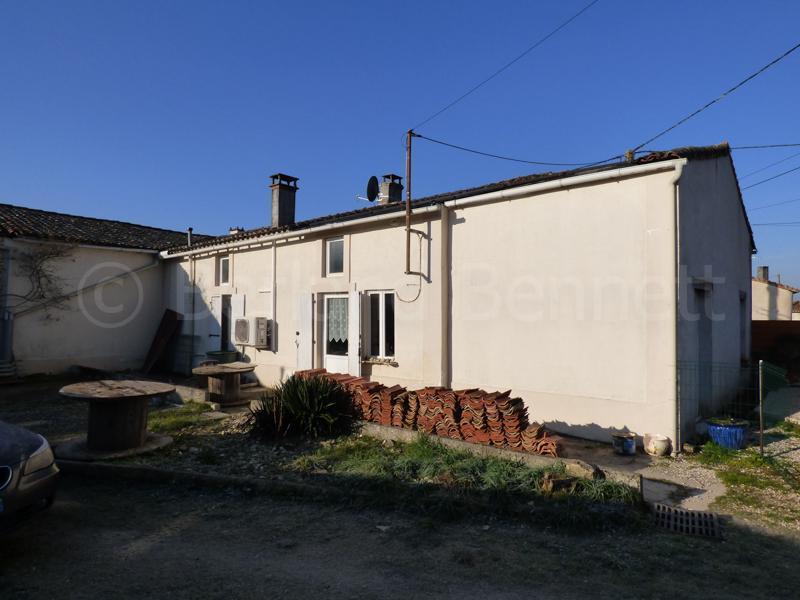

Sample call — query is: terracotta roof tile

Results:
[0,203,211,250]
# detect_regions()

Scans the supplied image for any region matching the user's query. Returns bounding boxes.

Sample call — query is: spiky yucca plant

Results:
[248,375,354,441]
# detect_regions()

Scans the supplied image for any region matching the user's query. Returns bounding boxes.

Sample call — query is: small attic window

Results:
[326,237,344,276]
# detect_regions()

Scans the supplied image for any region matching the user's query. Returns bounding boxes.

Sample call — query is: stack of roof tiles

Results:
[294,369,561,457]
[458,389,490,445]
[521,423,560,458]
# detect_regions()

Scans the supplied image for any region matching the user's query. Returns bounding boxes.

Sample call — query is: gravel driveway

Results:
[2,475,800,599]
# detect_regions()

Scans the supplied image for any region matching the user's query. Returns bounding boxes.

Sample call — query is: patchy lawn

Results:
[693,442,800,532]
[293,435,641,528]
[775,419,800,438]
[123,406,643,529]
[148,402,213,434]
[120,402,306,478]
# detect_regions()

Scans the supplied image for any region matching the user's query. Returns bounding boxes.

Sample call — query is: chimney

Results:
[187,227,193,247]
[270,173,298,227]
[757,266,769,281]
[379,174,403,205]
[229,226,244,235]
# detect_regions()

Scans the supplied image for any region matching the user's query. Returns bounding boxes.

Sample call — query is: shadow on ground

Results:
[1,475,798,599]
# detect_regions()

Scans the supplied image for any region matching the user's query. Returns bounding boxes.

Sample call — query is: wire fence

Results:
[678,360,789,455]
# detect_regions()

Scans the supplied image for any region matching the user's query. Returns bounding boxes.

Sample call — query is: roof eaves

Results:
[163,142,734,255]
[753,277,800,294]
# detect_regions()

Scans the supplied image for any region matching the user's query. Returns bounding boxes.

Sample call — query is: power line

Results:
[631,40,800,152]
[732,143,800,150]
[751,221,800,226]
[747,196,800,211]
[742,163,800,190]
[411,0,600,130]
[740,151,800,179]
[414,133,623,167]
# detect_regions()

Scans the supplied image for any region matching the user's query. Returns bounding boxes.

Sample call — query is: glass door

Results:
[323,294,348,373]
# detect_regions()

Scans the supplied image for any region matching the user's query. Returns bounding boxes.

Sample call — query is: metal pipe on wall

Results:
[670,160,686,455]
[439,205,450,388]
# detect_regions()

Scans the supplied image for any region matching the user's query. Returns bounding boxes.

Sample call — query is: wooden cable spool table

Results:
[59,380,176,452]
[191,361,256,406]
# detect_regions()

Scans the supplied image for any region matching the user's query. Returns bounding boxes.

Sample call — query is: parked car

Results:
[0,420,59,520]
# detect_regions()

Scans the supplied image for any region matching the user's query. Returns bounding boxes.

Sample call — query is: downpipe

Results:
[671,160,686,455]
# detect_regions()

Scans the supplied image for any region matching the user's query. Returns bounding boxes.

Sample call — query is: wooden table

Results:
[192,361,256,406]
[60,380,175,452]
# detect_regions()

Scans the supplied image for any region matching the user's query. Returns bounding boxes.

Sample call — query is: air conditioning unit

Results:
[234,317,273,349]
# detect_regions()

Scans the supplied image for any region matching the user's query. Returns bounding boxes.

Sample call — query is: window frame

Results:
[366,290,395,359]
[325,237,344,277]
[218,255,231,286]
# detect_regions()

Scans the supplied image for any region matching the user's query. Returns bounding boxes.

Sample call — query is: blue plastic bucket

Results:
[707,422,749,450]
[612,432,636,455]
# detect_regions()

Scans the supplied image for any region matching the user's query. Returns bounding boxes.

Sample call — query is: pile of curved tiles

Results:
[294,369,561,458]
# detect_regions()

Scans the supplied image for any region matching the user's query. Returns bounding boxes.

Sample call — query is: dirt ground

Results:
[2,476,799,599]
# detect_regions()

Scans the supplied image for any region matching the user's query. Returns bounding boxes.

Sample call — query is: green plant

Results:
[248,375,354,441]
[293,434,640,506]
[695,441,738,466]
[249,393,289,440]
[287,434,645,531]
[776,420,800,438]
[706,417,749,427]
[692,441,800,527]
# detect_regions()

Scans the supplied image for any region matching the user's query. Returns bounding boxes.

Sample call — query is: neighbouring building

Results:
[0,204,208,377]
[159,143,754,449]
[751,265,799,320]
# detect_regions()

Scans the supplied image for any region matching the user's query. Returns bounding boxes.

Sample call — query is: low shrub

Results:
[248,375,355,441]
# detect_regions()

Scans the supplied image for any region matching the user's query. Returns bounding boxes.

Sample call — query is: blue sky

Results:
[1,1,799,280]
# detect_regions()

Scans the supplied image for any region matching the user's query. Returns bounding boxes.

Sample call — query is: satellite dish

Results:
[366,175,379,202]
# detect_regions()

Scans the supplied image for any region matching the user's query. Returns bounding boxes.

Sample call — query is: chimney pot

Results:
[757,266,769,281]
[379,173,403,205]
[270,173,298,227]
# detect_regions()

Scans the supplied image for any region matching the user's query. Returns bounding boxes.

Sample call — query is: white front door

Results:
[323,294,349,373]
[206,295,223,354]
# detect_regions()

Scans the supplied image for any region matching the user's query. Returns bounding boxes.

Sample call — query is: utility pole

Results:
[405,129,414,275]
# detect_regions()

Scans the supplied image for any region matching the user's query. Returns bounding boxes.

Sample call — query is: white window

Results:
[366,291,395,358]
[326,237,344,276]
[218,256,230,285]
